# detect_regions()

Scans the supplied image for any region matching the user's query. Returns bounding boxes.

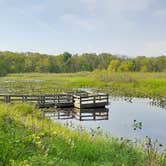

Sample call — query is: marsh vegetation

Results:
[0,72,165,99]
[0,52,165,165]
[0,104,166,165]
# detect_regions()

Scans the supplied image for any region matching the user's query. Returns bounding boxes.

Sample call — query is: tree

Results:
[98,53,115,69]
[107,59,121,72]
[0,51,165,75]
[118,60,135,72]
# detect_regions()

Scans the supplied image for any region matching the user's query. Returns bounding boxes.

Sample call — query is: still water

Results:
[45,97,166,146]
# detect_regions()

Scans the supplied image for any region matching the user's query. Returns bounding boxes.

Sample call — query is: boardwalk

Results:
[0,94,74,108]
[0,93,109,109]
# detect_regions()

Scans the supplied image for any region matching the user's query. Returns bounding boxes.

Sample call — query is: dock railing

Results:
[74,94,108,104]
[0,94,73,104]
[0,93,109,109]
[73,94,109,108]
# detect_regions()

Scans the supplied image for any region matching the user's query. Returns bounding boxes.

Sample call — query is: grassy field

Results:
[0,71,166,98]
[0,72,166,165]
[0,103,165,166]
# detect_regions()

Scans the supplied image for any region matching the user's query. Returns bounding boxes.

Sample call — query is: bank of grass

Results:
[0,71,166,98]
[92,71,166,98]
[0,103,166,166]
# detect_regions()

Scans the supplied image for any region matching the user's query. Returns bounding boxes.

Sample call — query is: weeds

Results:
[0,104,165,165]
[144,137,166,166]
[0,72,165,99]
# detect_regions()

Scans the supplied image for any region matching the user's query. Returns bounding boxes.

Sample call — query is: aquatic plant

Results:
[0,72,165,100]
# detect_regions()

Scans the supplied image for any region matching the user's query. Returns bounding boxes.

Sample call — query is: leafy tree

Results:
[108,59,121,72]
[118,61,135,72]
[0,51,165,75]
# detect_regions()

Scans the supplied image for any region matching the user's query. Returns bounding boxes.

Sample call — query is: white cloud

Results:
[141,41,166,56]
[61,14,97,31]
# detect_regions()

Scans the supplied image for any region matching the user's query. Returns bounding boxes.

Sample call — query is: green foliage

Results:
[108,59,121,72]
[117,61,133,72]
[92,71,166,98]
[0,72,165,98]
[0,51,165,76]
[0,104,165,165]
[0,104,147,165]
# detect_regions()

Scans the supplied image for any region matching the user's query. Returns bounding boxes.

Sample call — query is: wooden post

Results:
[58,110,60,119]
[40,96,45,104]
[4,95,11,103]
[93,111,96,120]
[72,95,74,104]
[58,95,59,103]
[43,96,45,104]
[107,94,109,104]
[79,112,82,121]
[106,111,108,120]
[4,96,6,103]
[22,96,27,102]
[53,95,55,104]
[80,96,82,108]
[80,96,81,104]
[93,96,96,104]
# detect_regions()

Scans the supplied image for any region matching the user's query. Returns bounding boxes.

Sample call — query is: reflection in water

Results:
[44,108,74,120]
[133,120,142,130]
[149,98,166,109]
[43,108,109,121]
[74,108,109,121]
[110,96,166,109]
[43,97,166,149]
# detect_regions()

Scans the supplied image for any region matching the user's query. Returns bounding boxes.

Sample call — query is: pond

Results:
[44,96,166,148]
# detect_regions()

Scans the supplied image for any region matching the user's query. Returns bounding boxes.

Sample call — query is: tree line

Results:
[0,51,165,76]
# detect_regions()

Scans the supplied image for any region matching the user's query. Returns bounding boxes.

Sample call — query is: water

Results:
[45,97,166,147]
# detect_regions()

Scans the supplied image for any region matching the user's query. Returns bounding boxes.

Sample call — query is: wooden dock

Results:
[0,94,74,108]
[74,94,109,109]
[0,93,109,109]
[0,93,109,121]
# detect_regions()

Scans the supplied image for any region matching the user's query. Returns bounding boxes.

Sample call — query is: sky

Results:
[0,0,166,57]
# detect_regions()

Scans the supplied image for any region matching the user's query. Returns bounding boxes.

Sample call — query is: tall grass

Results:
[0,103,166,165]
[0,72,165,98]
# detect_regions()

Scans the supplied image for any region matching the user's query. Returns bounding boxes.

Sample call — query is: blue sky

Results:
[0,0,166,57]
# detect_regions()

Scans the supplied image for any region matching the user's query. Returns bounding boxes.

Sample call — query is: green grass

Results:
[0,72,165,165]
[0,72,165,99]
[0,103,165,165]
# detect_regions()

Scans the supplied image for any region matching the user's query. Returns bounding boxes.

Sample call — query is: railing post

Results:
[58,109,60,119]
[80,96,82,105]
[4,96,6,103]
[4,95,11,103]
[39,96,45,104]
[93,96,96,104]
[22,96,27,102]
[93,111,96,120]
[43,96,45,104]
[107,94,109,104]
[72,95,74,104]
[58,95,59,103]
[79,112,82,121]
[53,94,56,103]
